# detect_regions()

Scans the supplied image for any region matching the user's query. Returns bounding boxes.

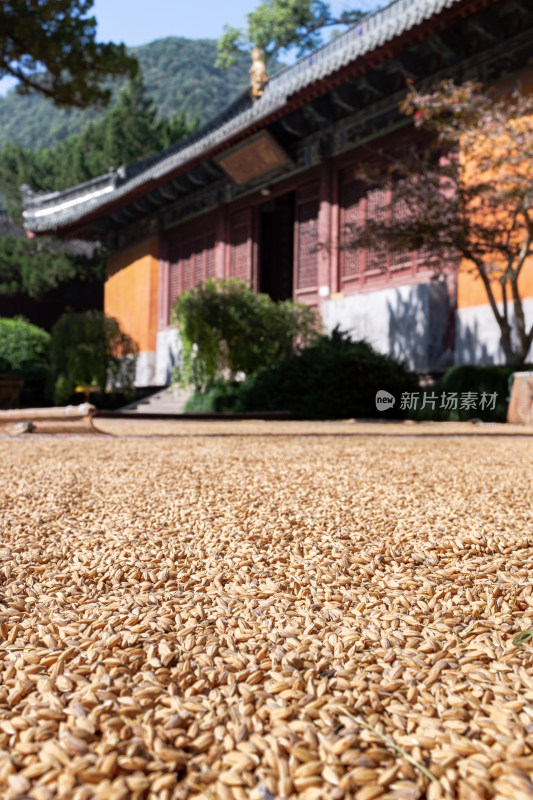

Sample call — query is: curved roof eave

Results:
[23,0,467,234]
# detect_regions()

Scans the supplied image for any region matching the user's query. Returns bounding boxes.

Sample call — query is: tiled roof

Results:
[23,0,464,233]
[0,211,99,257]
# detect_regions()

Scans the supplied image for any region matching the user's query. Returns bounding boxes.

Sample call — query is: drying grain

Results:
[0,421,531,800]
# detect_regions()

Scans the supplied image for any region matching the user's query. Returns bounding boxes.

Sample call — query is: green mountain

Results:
[0,37,251,151]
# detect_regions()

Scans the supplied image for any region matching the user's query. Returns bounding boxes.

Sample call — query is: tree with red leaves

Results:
[348,80,533,366]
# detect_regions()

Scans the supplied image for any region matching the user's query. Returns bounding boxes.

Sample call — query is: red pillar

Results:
[329,165,339,296]
[317,159,333,308]
[252,206,260,293]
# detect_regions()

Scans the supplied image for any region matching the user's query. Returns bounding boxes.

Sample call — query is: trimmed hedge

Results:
[184,381,241,413]
[0,318,51,407]
[0,316,50,370]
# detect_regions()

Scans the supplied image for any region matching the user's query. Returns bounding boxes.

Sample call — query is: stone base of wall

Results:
[135,351,157,387]
[321,280,453,372]
[141,290,532,388]
[455,298,533,365]
[155,328,181,386]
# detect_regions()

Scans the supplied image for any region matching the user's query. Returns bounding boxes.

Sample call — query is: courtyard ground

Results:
[0,421,532,800]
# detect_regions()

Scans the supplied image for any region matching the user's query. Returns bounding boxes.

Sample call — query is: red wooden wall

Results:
[338,166,430,292]
[159,153,437,329]
[168,229,216,310]
[229,210,253,282]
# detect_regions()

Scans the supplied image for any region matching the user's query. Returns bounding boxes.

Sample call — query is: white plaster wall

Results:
[455,297,533,365]
[143,292,532,387]
[155,328,182,386]
[321,280,451,371]
[135,351,156,387]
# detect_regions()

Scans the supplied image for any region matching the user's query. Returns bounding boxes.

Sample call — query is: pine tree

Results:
[1,0,137,108]
[0,73,198,222]
[0,73,197,300]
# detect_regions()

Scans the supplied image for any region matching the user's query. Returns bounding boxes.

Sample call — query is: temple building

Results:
[23,0,533,386]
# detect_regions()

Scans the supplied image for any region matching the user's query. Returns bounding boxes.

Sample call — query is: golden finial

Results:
[250,47,268,101]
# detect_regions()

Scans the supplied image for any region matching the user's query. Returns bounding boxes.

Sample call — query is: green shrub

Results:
[172,278,318,390]
[215,327,417,419]
[0,316,50,370]
[49,311,138,405]
[413,365,517,422]
[184,381,241,413]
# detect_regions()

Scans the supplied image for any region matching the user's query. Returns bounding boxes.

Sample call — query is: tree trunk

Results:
[471,261,529,367]
[510,275,533,366]
[498,320,523,367]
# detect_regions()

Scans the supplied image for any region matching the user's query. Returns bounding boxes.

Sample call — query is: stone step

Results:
[119,385,193,414]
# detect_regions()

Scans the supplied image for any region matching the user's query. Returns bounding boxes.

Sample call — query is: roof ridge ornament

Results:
[20,183,34,200]
[250,48,268,101]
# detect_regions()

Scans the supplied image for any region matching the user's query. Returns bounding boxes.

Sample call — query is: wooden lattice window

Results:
[181,241,195,292]
[296,190,319,290]
[338,167,434,286]
[340,179,366,282]
[169,264,180,308]
[365,186,388,275]
[230,225,249,280]
[389,196,413,272]
[206,234,216,278]
[168,240,181,307]
[230,211,251,282]
[192,240,204,287]
[167,227,217,321]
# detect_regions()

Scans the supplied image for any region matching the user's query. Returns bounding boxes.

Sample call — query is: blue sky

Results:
[91,0,376,47]
[0,0,379,95]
